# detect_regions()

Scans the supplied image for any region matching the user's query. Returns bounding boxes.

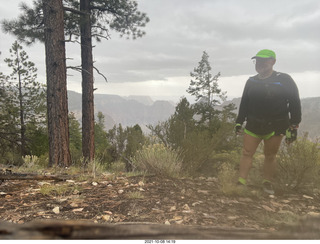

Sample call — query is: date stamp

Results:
[145,240,176,244]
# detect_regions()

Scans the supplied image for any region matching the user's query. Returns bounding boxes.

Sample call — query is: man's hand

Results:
[234,123,242,135]
[285,125,299,144]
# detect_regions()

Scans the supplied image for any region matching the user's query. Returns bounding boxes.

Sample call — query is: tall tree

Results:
[79,0,95,164]
[43,0,71,167]
[187,51,223,105]
[4,41,46,157]
[187,51,225,125]
[2,0,149,163]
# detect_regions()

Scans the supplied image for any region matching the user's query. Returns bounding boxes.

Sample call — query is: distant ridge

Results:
[68,91,320,138]
[68,91,175,130]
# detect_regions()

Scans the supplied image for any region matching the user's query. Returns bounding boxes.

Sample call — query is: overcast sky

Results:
[1,0,320,102]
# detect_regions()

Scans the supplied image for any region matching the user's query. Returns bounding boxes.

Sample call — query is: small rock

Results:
[303,195,314,200]
[92,182,98,186]
[206,177,218,183]
[165,220,171,225]
[72,208,84,212]
[172,216,183,221]
[281,200,290,204]
[102,215,112,222]
[307,212,320,217]
[169,206,176,211]
[183,204,190,211]
[52,207,60,214]
[262,205,275,212]
[58,198,68,203]
[118,189,124,194]
[70,202,79,208]
[227,216,238,220]
[192,201,202,207]
[38,182,51,186]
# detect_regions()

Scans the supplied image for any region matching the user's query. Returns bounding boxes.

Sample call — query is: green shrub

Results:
[131,143,182,178]
[276,134,320,192]
[109,160,127,173]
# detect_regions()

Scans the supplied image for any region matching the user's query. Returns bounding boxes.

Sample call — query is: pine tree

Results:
[3,41,46,157]
[187,51,226,125]
[187,51,224,105]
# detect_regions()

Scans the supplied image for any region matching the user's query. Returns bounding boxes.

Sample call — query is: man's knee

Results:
[242,147,255,158]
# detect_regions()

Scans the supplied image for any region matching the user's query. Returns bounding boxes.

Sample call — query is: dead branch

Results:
[0,173,67,181]
[93,66,108,83]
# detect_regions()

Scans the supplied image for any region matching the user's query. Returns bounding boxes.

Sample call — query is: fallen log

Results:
[0,173,67,181]
[1,216,320,240]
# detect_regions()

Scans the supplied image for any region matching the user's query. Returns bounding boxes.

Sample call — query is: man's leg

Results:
[239,133,262,182]
[263,135,284,181]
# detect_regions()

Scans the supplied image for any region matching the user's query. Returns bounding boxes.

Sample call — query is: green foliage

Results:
[131,143,183,178]
[94,111,111,164]
[187,51,224,105]
[26,122,49,156]
[277,134,320,192]
[107,123,145,171]
[1,1,44,45]
[69,112,82,165]
[0,41,46,162]
[2,0,149,43]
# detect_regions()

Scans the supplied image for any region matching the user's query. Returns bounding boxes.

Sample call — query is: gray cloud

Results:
[1,0,320,99]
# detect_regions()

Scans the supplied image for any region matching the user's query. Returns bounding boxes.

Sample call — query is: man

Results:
[235,49,301,194]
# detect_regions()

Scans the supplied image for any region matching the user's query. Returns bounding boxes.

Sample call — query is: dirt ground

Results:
[1,173,320,232]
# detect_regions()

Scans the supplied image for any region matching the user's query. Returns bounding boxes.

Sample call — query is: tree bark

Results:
[43,0,71,167]
[80,0,95,164]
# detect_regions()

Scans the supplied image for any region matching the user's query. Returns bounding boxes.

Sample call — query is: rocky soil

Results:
[1,173,320,233]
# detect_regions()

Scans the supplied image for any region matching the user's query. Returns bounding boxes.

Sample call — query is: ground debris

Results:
[1,174,320,239]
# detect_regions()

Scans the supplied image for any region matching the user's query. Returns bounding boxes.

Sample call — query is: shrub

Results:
[276,134,320,192]
[131,143,182,178]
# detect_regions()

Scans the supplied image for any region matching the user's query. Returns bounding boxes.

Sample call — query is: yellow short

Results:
[244,129,275,140]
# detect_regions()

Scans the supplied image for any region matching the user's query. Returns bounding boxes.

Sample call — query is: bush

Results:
[276,134,320,192]
[131,143,182,178]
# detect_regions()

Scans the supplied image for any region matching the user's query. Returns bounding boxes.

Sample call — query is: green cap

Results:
[252,49,276,59]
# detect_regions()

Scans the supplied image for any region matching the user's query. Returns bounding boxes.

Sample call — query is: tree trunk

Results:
[17,53,26,157]
[43,0,71,167]
[80,0,95,164]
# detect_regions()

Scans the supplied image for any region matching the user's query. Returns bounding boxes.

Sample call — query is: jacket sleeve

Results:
[236,80,249,125]
[287,76,302,125]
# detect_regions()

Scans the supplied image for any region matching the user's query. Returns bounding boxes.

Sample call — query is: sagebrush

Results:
[131,143,182,178]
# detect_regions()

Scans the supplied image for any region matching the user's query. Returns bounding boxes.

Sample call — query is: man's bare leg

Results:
[239,133,262,183]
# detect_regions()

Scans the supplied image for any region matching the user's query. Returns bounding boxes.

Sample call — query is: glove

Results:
[234,123,242,135]
[285,125,298,144]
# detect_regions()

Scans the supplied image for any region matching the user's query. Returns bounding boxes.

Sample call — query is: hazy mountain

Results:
[68,91,319,138]
[68,91,175,130]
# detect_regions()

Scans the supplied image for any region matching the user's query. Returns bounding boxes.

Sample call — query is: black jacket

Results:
[236,71,301,135]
